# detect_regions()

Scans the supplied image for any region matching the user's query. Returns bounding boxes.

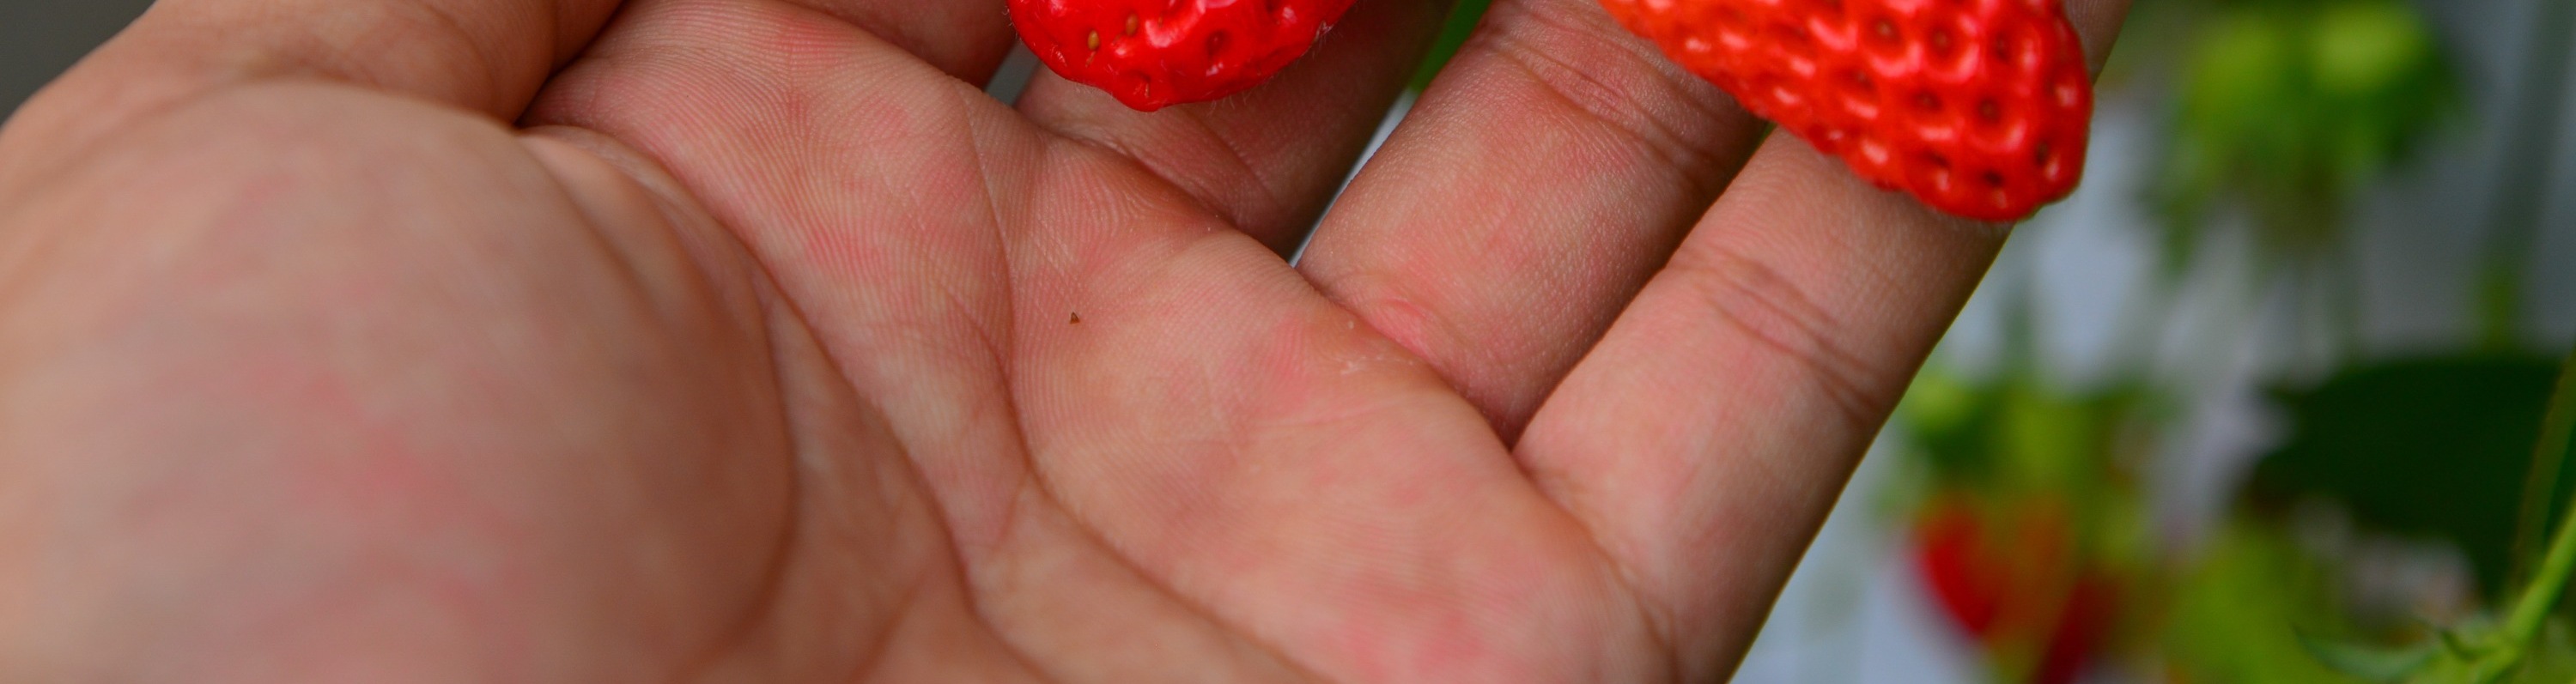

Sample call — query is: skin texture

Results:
[0,0,2125,681]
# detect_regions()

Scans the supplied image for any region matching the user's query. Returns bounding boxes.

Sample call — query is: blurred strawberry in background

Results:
[1890,362,2153,683]
[1913,493,2123,684]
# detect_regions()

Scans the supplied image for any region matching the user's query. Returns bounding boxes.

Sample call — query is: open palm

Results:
[0,0,2125,681]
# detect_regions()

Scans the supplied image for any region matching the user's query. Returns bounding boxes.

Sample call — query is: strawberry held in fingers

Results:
[1010,0,1359,111]
[1601,0,2095,221]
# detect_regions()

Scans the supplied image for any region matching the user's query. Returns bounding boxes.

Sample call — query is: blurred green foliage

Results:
[1899,367,2159,567]
[1411,0,1494,90]
[2170,523,2576,684]
[2252,354,2570,596]
[1880,0,2576,681]
[2154,0,2458,260]
[2237,348,2576,684]
[2167,524,2372,683]
[1905,369,2140,493]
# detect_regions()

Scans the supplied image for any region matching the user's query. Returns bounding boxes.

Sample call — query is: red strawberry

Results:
[2033,572,2117,684]
[1601,0,2095,221]
[1009,0,1358,112]
[1910,494,2122,684]
[1913,498,2007,637]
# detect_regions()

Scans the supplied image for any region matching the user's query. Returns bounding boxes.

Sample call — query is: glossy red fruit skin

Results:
[1601,0,2094,221]
[1008,0,1358,112]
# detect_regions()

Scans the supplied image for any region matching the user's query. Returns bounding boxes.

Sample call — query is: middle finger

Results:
[1297,0,1766,439]
[1013,0,1453,252]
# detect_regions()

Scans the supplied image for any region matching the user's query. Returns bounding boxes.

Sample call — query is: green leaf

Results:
[2152,0,2459,263]
[2166,523,2371,684]
[2252,354,2568,595]
[1899,367,1982,439]
[2298,631,2435,683]
[2002,385,2098,489]
[2311,1,2438,97]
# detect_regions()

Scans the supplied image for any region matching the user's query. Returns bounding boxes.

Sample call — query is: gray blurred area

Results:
[3,0,155,115]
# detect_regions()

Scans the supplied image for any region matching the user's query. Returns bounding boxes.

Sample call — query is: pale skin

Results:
[0,0,2129,681]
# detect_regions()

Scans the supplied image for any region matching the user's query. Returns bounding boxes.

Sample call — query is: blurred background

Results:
[0,0,152,109]
[9,0,2576,681]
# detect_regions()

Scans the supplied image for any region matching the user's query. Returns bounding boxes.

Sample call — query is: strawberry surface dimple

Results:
[1009,0,1358,112]
[1602,0,2093,221]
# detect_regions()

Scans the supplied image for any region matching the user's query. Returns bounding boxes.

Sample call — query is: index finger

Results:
[1516,0,2131,677]
[1296,0,1769,440]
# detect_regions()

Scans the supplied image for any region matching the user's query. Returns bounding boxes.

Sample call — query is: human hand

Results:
[0,0,2127,680]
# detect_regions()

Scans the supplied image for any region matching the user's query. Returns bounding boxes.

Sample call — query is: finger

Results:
[766,0,1018,82]
[1013,0,1451,251]
[1516,2,2132,679]
[1295,0,1765,439]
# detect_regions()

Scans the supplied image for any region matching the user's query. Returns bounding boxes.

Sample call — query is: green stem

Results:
[2501,341,2576,649]
[2518,369,2576,593]
[2505,0,2576,592]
